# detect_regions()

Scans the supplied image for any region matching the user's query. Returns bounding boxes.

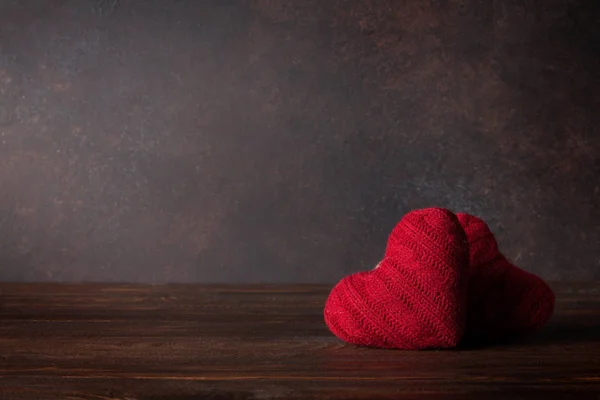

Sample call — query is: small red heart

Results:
[324,208,469,349]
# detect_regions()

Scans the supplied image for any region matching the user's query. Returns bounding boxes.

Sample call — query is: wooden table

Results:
[0,283,599,399]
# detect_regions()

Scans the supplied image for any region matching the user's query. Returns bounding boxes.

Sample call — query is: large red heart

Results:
[324,208,469,349]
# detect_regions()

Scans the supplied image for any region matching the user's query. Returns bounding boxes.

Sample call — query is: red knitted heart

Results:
[456,213,555,342]
[324,208,469,349]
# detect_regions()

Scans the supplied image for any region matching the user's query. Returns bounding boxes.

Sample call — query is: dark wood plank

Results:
[0,283,599,399]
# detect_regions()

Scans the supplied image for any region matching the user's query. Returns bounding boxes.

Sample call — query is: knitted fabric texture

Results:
[324,208,469,349]
[456,212,555,342]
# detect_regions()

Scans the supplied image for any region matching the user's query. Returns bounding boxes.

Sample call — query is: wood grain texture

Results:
[0,283,599,399]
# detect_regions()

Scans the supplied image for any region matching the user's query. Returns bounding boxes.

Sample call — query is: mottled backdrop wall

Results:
[0,0,598,283]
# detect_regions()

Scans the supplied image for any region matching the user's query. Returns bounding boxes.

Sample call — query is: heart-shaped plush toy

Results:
[323,208,469,349]
[455,213,555,342]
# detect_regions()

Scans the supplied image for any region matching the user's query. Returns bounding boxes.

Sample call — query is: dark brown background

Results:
[0,0,598,283]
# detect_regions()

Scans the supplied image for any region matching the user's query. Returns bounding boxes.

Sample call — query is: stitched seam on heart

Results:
[343,274,412,349]
[377,260,457,347]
